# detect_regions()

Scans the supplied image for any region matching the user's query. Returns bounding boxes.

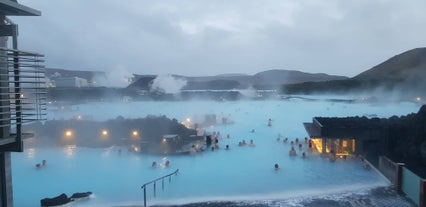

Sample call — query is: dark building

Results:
[0,1,45,206]
[304,105,426,174]
[304,116,386,159]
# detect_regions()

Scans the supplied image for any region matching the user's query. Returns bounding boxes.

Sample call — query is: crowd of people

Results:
[148,118,372,172]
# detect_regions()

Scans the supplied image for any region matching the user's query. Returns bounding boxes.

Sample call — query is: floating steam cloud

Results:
[150,75,187,94]
[93,66,133,88]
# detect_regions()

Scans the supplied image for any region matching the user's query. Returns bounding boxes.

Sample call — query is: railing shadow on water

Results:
[141,169,179,207]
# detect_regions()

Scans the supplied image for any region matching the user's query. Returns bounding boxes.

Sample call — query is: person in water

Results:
[190,145,197,155]
[225,145,230,150]
[249,139,255,147]
[242,140,247,146]
[274,163,280,170]
[289,147,297,156]
[152,161,157,168]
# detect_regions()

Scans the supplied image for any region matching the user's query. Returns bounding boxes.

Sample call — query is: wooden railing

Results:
[141,169,179,207]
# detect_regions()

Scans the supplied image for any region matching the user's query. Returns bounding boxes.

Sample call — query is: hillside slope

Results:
[282,48,426,99]
[354,47,426,81]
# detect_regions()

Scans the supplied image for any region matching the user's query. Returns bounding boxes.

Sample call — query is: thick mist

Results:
[92,66,133,88]
[150,75,187,94]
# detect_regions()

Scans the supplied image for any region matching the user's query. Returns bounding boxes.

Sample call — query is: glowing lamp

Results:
[132,130,138,136]
[101,130,108,136]
[65,130,72,137]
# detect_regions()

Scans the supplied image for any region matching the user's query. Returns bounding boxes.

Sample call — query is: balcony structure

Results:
[1,1,43,206]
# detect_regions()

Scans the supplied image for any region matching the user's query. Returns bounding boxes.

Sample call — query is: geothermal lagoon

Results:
[12,96,420,206]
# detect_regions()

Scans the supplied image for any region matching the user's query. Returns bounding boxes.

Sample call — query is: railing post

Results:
[143,186,146,207]
[141,169,179,206]
[420,179,426,207]
[396,163,405,194]
[153,181,156,197]
[162,178,164,190]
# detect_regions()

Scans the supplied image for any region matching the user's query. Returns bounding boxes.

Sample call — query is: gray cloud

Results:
[12,0,426,77]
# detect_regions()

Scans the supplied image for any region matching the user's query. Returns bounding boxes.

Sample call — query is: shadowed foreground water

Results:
[148,187,416,207]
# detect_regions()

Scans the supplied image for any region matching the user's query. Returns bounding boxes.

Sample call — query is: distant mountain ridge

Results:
[253,70,347,85]
[282,47,426,99]
[129,69,348,90]
[46,47,426,101]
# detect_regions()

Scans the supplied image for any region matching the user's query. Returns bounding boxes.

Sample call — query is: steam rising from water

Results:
[93,66,133,87]
[150,75,187,94]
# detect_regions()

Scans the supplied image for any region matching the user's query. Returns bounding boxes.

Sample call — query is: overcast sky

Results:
[13,0,426,78]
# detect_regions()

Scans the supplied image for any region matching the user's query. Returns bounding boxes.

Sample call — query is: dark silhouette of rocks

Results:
[25,116,198,153]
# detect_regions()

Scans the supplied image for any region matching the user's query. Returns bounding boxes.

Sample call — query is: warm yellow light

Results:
[162,138,167,142]
[311,138,323,153]
[65,130,72,137]
[101,130,108,136]
[342,140,348,147]
[134,147,139,152]
[132,130,138,136]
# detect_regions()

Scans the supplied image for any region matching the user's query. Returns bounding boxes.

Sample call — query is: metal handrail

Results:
[141,169,179,207]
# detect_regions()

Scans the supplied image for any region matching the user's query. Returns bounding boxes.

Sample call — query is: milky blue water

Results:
[12,98,421,206]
